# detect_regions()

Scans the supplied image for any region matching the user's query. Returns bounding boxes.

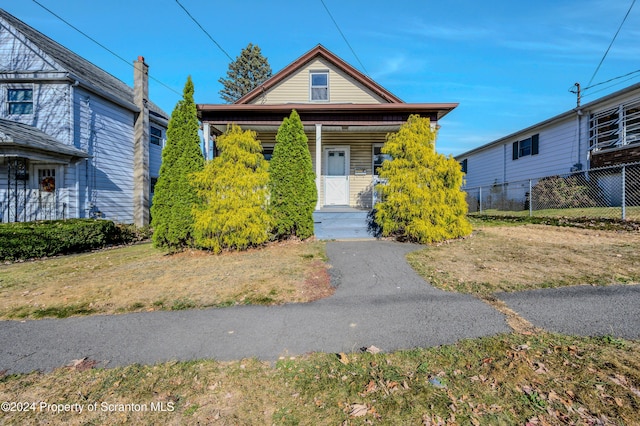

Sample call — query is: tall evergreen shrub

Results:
[191,124,271,253]
[268,110,317,239]
[375,115,471,243]
[150,76,204,249]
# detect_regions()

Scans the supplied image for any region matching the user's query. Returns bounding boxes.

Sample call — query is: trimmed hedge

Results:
[0,219,141,261]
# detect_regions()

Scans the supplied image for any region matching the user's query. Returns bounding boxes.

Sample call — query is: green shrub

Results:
[0,219,134,261]
[268,110,317,240]
[151,76,204,250]
[531,175,598,209]
[374,115,472,243]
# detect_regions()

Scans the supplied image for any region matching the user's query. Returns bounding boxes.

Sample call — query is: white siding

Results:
[0,20,59,72]
[251,58,387,105]
[460,115,585,189]
[74,87,135,222]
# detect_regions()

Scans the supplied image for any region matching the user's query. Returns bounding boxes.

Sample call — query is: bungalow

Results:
[198,44,457,210]
[0,8,168,226]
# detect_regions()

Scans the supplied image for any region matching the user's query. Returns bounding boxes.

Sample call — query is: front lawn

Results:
[0,241,330,320]
[408,221,640,295]
[1,333,638,424]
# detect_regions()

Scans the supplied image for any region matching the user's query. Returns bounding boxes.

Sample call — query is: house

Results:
[455,82,640,209]
[198,44,457,210]
[0,9,169,226]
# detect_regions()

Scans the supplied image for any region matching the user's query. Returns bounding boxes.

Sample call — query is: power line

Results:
[582,72,640,99]
[32,0,181,96]
[585,0,636,89]
[320,0,369,76]
[175,0,233,62]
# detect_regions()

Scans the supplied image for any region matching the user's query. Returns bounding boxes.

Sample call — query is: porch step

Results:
[313,209,374,240]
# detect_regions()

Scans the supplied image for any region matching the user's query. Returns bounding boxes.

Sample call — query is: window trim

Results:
[7,87,34,115]
[512,134,539,160]
[372,144,391,177]
[309,70,329,102]
[150,126,162,146]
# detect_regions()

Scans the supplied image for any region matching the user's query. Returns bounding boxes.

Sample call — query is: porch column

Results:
[315,123,322,210]
[202,122,211,160]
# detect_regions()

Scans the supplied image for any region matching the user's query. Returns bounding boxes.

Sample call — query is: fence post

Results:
[621,166,626,220]
[479,187,483,214]
[529,179,533,217]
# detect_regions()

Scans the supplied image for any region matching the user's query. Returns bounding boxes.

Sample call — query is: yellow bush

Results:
[190,124,272,253]
[375,115,471,243]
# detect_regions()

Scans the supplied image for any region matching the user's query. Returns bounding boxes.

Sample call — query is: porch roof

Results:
[198,102,458,133]
[0,119,89,163]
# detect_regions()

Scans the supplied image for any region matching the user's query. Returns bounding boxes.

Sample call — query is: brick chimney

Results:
[133,56,150,227]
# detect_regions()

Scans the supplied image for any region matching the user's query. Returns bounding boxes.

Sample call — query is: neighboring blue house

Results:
[0,9,168,226]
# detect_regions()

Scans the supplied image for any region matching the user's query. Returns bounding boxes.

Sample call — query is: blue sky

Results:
[4,0,640,156]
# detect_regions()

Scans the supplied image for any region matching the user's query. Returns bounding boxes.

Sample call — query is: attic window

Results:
[310,71,329,101]
[8,88,33,115]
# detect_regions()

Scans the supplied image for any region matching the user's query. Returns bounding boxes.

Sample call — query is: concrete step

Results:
[313,210,374,240]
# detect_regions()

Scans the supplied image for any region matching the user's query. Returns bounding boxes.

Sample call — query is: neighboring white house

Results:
[0,8,168,226]
[455,82,640,189]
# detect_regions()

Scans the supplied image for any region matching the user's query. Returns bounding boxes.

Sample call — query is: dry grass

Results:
[0,240,332,320]
[1,333,639,425]
[408,224,640,294]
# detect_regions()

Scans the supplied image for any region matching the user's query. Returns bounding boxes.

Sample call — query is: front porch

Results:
[313,206,374,240]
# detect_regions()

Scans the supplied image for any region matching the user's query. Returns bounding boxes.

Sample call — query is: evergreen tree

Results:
[191,124,272,253]
[375,115,472,243]
[268,110,317,239]
[150,76,204,249]
[219,43,272,103]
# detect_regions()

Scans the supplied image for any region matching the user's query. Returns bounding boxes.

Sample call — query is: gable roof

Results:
[236,44,404,104]
[0,8,168,119]
[0,118,88,161]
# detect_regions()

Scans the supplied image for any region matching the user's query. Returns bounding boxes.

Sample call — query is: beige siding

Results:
[250,58,387,105]
[252,129,388,209]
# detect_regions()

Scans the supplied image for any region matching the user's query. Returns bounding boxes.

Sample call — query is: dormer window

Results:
[310,71,329,101]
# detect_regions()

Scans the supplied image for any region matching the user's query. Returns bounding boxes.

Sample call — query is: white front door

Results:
[324,147,349,205]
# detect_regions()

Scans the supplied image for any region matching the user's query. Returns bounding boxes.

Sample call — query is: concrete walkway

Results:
[2,241,639,374]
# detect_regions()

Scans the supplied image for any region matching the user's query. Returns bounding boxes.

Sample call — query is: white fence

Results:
[463,162,640,221]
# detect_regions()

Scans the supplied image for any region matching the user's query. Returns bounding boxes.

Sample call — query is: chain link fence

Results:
[464,162,640,221]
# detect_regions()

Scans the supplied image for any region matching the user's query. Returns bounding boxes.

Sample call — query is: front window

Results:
[262,145,274,161]
[8,88,33,115]
[373,145,392,176]
[38,168,56,192]
[310,71,328,101]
